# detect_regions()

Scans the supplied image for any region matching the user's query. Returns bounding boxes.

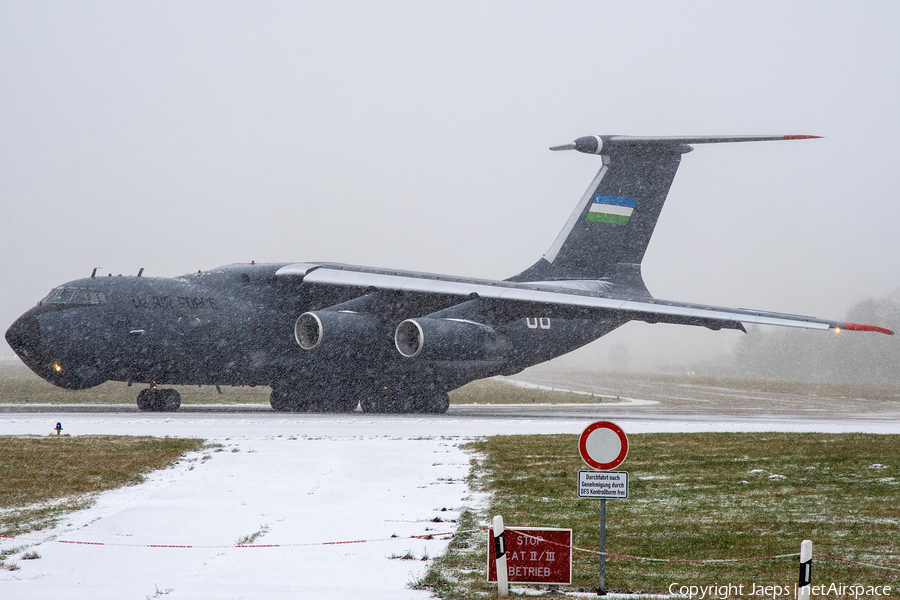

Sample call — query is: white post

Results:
[798,540,812,600]
[493,515,509,597]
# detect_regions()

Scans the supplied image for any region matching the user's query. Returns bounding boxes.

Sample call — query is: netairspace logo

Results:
[668,582,893,599]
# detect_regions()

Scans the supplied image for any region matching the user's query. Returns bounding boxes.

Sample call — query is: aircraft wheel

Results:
[313,386,358,412]
[137,389,156,411]
[159,389,181,411]
[412,393,450,414]
[326,396,359,412]
[271,386,357,412]
[360,393,413,414]
[269,387,297,412]
[136,388,181,412]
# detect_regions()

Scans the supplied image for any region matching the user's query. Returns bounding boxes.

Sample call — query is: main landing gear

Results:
[137,388,182,412]
[268,386,450,414]
[360,392,450,414]
[268,387,358,413]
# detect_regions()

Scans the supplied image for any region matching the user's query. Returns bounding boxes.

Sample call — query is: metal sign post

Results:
[578,421,629,597]
[599,498,606,594]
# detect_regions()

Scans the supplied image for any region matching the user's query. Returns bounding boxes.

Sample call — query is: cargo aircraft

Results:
[6,135,893,412]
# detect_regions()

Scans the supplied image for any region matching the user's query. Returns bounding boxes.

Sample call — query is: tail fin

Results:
[508,134,820,295]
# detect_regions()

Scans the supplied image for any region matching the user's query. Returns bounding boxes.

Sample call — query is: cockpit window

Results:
[42,288,107,306]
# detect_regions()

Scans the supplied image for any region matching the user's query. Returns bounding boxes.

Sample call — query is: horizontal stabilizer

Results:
[551,134,822,155]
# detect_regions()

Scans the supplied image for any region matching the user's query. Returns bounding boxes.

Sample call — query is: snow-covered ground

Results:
[0,414,582,600]
[0,413,896,599]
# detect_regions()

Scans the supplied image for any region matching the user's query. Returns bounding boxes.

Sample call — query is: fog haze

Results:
[3,2,899,371]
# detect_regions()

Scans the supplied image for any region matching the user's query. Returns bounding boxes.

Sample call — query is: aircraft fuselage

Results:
[6,263,622,410]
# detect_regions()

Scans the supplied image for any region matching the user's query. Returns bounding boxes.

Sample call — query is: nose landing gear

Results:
[137,388,182,412]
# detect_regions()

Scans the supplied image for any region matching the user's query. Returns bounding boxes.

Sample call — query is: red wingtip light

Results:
[784,135,823,140]
[840,322,894,335]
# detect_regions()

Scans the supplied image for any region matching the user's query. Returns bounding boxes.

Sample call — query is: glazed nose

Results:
[5,313,41,362]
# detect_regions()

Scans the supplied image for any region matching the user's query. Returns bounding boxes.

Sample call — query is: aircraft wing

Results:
[276,264,893,335]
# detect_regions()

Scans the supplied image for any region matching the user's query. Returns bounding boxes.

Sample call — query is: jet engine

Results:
[394,318,508,361]
[294,311,392,353]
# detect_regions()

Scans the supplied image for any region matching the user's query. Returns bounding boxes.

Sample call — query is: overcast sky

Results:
[2,1,899,368]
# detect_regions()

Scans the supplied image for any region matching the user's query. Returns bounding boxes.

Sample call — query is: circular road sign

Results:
[579,421,628,470]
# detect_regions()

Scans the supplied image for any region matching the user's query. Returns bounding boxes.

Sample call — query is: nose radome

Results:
[5,313,41,361]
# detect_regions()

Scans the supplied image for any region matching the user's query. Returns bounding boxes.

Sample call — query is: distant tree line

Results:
[725,289,900,384]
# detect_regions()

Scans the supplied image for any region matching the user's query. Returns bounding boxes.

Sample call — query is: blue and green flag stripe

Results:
[586,194,637,225]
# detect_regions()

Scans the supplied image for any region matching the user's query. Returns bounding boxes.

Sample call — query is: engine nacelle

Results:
[295,311,392,353]
[394,318,508,361]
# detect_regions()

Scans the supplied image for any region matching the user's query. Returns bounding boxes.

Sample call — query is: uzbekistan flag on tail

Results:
[586,194,637,225]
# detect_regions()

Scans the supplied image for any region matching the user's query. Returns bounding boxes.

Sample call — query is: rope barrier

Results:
[478,529,900,569]
[814,552,900,574]
[605,551,802,564]
[5,529,900,572]
[51,531,455,549]
[502,529,800,563]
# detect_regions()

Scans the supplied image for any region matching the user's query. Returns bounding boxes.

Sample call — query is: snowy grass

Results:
[236,524,271,546]
[0,435,204,537]
[411,508,486,598]
[418,432,900,597]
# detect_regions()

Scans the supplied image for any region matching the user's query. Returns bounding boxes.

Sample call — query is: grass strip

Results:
[419,432,900,597]
[0,435,204,539]
[450,378,608,405]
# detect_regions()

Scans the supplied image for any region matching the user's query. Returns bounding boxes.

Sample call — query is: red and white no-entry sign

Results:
[579,421,628,470]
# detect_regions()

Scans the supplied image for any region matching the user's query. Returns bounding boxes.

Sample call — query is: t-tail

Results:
[507,134,821,296]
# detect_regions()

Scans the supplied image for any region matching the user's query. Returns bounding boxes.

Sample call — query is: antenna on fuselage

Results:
[137,268,144,278]
[91,267,100,278]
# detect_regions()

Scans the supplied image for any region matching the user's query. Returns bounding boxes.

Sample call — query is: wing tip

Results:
[838,322,894,335]
[784,135,823,140]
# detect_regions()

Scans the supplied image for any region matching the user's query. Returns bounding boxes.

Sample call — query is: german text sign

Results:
[578,470,628,499]
[487,527,572,585]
